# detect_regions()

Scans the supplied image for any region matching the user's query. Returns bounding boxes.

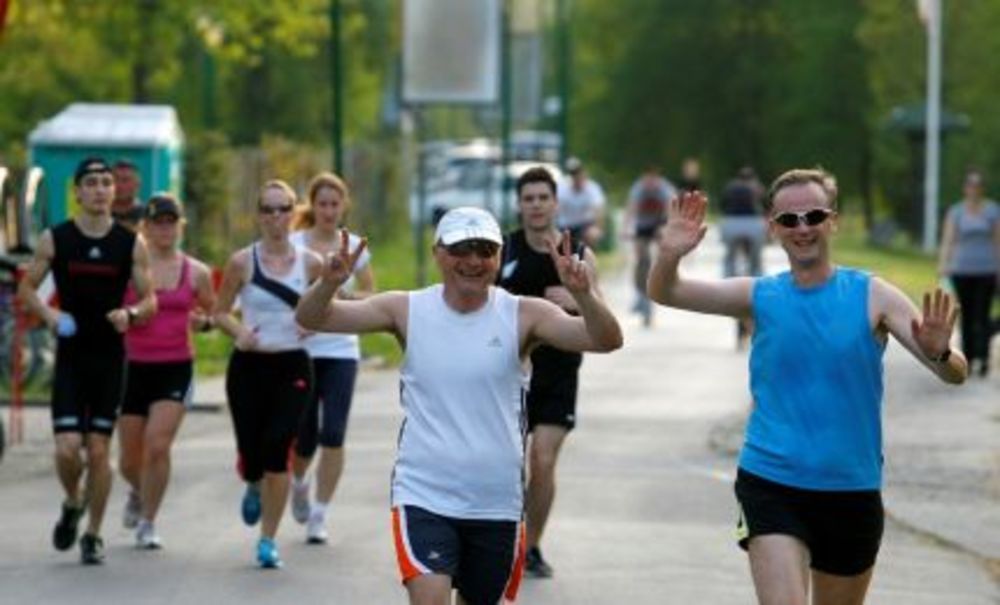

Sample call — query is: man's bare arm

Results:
[16,230,60,329]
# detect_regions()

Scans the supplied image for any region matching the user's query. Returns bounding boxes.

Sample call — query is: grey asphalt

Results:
[0,228,997,604]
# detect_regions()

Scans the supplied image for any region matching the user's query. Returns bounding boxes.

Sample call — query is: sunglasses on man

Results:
[771,208,833,229]
[444,240,500,259]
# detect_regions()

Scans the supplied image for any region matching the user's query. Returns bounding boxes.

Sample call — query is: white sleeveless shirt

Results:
[392,284,529,521]
[238,243,308,352]
[290,230,370,360]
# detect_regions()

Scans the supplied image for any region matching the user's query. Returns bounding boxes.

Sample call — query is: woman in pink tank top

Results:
[117,194,216,549]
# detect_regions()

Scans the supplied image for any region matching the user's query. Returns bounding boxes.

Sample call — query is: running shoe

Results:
[305,510,328,544]
[52,501,85,551]
[123,490,141,529]
[256,537,283,569]
[241,483,261,526]
[136,520,162,550]
[524,546,553,578]
[79,533,105,565]
[291,480,311,524]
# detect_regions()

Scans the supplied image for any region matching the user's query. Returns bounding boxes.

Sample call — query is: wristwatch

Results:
[126,306,139,325]
[930,348,951,363]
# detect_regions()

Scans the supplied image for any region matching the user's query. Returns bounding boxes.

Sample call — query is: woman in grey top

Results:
[938,170,1000,377]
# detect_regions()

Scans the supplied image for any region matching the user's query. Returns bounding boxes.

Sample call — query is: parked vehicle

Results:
[410,138,562,225]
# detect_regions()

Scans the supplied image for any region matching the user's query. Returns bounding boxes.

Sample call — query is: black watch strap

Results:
[931,348,951,363]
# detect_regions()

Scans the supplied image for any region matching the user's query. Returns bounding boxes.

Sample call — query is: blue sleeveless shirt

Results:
[740,268,886,491]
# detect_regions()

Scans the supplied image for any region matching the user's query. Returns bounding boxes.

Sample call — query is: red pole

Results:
[10,265,24,444]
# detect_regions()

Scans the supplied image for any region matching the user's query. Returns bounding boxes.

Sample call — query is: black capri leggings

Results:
[226,349,312,482]
[951,274,997,364]
[295,358,359,456]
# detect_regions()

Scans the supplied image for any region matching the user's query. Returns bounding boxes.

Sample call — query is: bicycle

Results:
[0,258,53,393]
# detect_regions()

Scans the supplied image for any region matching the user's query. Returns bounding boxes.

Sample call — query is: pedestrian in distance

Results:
[718,166,768,349]
[296,206,623,605]
[622,164,675,326]
[17,156,156,565]
[498,166,601,578]
[937,169,1000,378]
[213,179,323,569]
[117,194,216,550]
[288,172,376,545]
[647,168,968,605]
[557,157,607,249]
[111,159,144,231]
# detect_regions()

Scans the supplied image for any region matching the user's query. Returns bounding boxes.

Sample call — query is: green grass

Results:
[832,218,939,302]
[356,230,428,367]
[193,331,233,377]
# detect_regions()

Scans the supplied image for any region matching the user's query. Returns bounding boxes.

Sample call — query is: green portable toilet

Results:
[27,103,184,226]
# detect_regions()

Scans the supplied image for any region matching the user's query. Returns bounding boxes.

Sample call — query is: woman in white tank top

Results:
[212,179,323,569]
[287,172,376,544]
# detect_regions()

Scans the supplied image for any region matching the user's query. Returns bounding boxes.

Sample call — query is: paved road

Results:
[0,230,997,604]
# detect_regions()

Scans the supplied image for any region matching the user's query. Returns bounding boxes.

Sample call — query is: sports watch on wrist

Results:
[930,348,951,363]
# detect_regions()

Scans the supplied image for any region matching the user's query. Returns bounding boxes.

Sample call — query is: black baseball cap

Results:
[74,156,112,184]
[145,194,183,220]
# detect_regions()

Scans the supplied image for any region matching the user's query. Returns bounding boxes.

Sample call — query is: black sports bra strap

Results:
[250,245,301,309]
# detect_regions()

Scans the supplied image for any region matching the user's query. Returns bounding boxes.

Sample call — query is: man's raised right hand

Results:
[658,190,709,259]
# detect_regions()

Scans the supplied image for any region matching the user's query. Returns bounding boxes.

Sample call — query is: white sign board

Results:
[403,0,500,104]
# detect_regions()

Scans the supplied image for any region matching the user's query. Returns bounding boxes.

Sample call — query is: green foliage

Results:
[574,0,871,201]
[833,216,937,302]
[184,130,233,266]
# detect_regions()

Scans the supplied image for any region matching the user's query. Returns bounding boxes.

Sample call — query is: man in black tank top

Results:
[498,166,600,578]
[18,157,156,565]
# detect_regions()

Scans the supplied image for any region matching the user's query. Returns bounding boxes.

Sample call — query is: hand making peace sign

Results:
[548,231,592,296]
[321,229,368,288]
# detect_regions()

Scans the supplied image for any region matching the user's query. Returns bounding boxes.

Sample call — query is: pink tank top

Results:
[125,256,197,362]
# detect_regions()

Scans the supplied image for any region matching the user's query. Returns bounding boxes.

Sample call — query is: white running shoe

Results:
[306,511,328,544]
[123,491,141,529]
[291,481,311,525]
[136,521,162,550]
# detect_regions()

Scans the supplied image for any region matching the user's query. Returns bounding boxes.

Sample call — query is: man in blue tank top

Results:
[647,168,968,605]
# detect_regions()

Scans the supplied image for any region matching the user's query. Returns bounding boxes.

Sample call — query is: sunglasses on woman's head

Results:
[444,240,500,259]
[771,209,832,229]
[259,204,293,216]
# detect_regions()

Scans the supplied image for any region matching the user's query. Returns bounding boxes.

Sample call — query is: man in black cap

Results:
[18,156,156,565]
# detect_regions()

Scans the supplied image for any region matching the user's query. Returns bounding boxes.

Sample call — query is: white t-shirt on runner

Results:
[238,243,309,352]
[391,285,529,521]
[557,177,606,229]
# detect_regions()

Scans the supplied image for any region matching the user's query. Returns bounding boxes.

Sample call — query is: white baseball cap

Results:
[434,207,503,246]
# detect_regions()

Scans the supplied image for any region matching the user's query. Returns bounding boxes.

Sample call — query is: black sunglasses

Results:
[444,240,500,259]
[259,204,293,216]
[772,209,832,229]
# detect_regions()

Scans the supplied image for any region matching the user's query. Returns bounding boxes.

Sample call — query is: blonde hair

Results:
[292,171,351,230]
[258,178,298,211]
[765,168,838,213]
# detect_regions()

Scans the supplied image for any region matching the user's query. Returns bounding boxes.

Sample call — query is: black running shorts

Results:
[392,505,525,605]
[526,369,579,432]
[121,360,194,417]
[734,468,884,576]
[51,347,126,436]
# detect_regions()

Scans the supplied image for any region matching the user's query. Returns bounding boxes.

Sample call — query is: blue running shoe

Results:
[241,484,261,526]
[256,537,282,569]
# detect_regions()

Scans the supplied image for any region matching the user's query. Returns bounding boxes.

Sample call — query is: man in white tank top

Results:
[296,207,623,605]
